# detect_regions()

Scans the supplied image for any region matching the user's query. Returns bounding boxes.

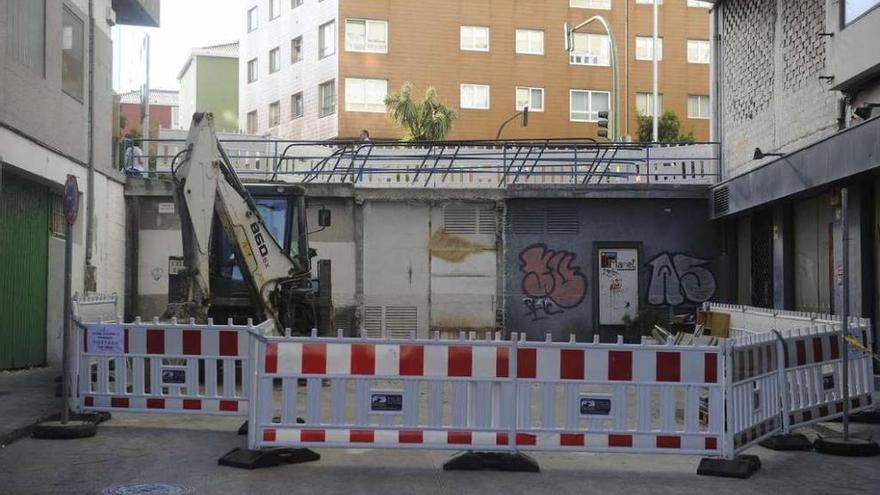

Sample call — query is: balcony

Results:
[112,0,160,27]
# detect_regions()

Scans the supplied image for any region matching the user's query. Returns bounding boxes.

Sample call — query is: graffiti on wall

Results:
[520,244,587,320]
[646,253,716,306]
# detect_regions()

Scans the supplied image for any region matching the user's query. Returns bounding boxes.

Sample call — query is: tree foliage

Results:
[636,110,695,143]
[384,83,456,141]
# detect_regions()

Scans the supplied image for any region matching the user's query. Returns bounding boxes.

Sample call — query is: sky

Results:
[113,0,242,93]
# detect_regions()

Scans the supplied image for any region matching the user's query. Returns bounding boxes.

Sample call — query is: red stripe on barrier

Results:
[560,433,585,446]
[351,344,375,375]
[399,431,423,444]
[517,348,537,378]
[111,397,130,408]
[796,341,806,366]
[219,401,239,412]
[608,434,632,447]
[84,396,94,407]
[302,344,327,374]
[830,335,840,360]
[265,343,278,373]
[448,346,472,377]
[183,399,201,410]
[656,352,681,382]
[705,437,717,450]
[147,398,165,409]
[124,328,129,354]
[302,430,325,442]
[496,347,509,378]
[608,351,632,381]
[219,331,238,357]
[560,349,584,379]
[496,432,508,445]
[704,353,718,383]
[351,430,374,443]
[263,429,276,442]
[183,330,201,356]
[657,436,681,449]
[146,329,164,354]
[400,345,424,376]
[448,432,472,444]
[812,337,823,363]
[516,433,537,446]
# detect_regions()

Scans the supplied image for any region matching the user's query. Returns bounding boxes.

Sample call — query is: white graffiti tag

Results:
[646,253,716,306]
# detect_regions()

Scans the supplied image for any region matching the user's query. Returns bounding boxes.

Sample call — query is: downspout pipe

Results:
[85,0,96,291]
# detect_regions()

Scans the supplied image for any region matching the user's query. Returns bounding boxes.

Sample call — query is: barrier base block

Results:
[759,433,813,451]
[696,455,760,479]
[814,437,880,457]
[238,417,305,435]
[442,451,539,472]
[218,447,321,469]
[849,410,880,424]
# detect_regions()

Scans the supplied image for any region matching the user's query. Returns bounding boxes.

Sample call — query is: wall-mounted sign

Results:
[158,202,175,214]
[598,248,639,325]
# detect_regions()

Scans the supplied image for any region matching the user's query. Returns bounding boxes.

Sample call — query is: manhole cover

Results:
[102,483,194,495]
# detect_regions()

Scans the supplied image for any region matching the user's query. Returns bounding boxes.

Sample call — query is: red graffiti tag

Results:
[520,244,587,308]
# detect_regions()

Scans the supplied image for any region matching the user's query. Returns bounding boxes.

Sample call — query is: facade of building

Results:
[240,0,713,141]
[0,0,160,370]
[178,42,240,133]
[708,0,880,349]
[118,88,180,137]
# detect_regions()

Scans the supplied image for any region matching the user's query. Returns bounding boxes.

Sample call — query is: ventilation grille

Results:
[444,206,497,235]
[546,208,579,234]
[478,209,497,235]
[508,208,579,235]
[713,186,730,216]
[361,305,417,339]
[508,209,545,234]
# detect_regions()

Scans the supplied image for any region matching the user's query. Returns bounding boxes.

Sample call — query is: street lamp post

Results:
[565,17,620,141]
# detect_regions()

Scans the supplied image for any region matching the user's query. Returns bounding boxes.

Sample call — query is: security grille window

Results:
[269,47,281,73]
[270,0,280,20]
[346,19,388,53]
[570,0,611,9]
[515,29,544,55]
[516,87,544,112]
[345,78,388,113]
[247,6,258,32]
[687,40,710,64]
[50,193,65,238]
[845,0,880,24]
[570,89,609,122]
[62,6,84,101]
[460,26,490,51]
[635,37,663,61]
[269,101,281,127]
[6,0,45,76]
[247,58,258,83]
[636,92,663,116]
[291,92,304,119]
[319,79,336,117]
[460,84,490,110]
[688,95,710,119]
[570,33,610,66]
[319,21,336,58]
[291,37,303,63]
[247,110,258,134]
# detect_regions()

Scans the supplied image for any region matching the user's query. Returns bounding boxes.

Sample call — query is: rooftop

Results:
[177,41,240,80]
[118,89,179,107]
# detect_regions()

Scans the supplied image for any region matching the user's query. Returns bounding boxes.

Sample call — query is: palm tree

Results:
[384,82,456,141]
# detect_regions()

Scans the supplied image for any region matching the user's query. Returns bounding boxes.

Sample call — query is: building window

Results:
[570,33,610,66]
[460,84,490,110]
[635,37,663,61]
[570,90,609,122]
[319,20,336,58]
[61,6,84,101]
[5,0,45,77]
[269,101,281,127]
[247,58,258,83]
[292,0,303,8]
[688,0,712,7]
[269,47,281,73]
[247,110,258,134]
[291,36,303,63]
[688,95,710,119]
[516,87,544,112]
[687,40,710,64]
[460,26,490,52]
[345,78,388,113]
[247,6,258,32]
[319,79,336,117]
[515,29,544,55]
[270,0,280,20]
[50,193,65,238]
[291,92,304,119]
[569,0,611,9]
[844,0,880,24]
[345,19,388,53]
[635,92,663,116]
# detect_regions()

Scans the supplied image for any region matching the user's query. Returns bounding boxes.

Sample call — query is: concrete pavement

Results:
[0,366,61,446]
[1,412,878,494]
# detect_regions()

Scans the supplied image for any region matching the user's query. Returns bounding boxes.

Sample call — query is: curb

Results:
[0,412,58,448]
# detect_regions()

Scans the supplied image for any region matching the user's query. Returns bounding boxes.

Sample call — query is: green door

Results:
[0,172,49,369]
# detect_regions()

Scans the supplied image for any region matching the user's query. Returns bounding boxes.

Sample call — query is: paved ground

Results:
[0,412,878,495]
[0,366,61,446]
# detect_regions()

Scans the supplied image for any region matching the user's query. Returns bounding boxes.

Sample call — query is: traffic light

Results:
[597,111,609,138]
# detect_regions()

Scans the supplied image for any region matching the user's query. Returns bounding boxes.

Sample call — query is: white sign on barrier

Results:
[88,324,124,354]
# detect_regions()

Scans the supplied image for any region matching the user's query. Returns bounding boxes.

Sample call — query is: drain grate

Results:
[102,483,194,495]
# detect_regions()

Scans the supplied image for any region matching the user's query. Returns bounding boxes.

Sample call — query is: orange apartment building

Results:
[239,0,712,142]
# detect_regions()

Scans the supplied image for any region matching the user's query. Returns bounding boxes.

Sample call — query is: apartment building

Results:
[178,42,240,133]
[118,88,180,136]
[240,0,713,141]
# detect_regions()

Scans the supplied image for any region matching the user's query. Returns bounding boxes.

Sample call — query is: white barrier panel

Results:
[76,318,273,415]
